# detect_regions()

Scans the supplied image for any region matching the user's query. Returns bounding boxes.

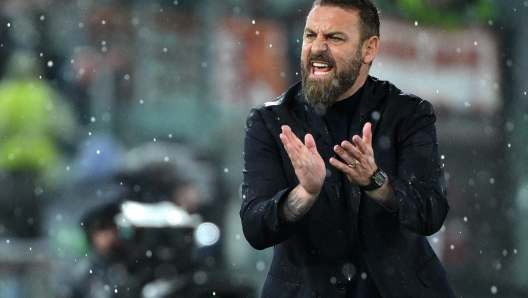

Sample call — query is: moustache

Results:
[306,53,336,68]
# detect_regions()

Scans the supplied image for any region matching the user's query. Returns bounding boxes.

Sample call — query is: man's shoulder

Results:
[370,76,430,109]
[369,77,437,123]
[253,81,303,112]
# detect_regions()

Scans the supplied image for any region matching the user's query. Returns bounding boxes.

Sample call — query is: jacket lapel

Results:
[349,76,385,139]
[347,77,388,212]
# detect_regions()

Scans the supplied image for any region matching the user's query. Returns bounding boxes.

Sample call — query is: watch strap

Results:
[361,168,386,191]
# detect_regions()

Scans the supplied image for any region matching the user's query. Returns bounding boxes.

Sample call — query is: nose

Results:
[311,36,328,55]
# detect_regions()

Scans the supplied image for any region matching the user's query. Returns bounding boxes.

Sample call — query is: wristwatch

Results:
[361,168,386,191]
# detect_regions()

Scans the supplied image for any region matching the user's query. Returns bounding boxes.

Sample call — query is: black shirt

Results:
[323,86,383,298]
[324,89,361,146]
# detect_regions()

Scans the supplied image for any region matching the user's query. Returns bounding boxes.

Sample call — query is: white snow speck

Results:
[491,286,498,294]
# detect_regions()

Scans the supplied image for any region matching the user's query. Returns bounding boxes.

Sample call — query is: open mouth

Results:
[311,62,333,76]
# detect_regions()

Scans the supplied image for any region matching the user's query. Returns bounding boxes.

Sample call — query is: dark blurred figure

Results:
[115,161,206,285]
[117,161,185,204]
[66,201,143,298]
[117,160,203,213]
[112,159,255,298]
[62,162,207,298]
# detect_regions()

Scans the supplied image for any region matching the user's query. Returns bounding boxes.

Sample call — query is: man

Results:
[240,0,456,297]
[67,202,139,298]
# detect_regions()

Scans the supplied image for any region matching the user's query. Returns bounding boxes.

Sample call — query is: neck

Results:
[337,64,369,101]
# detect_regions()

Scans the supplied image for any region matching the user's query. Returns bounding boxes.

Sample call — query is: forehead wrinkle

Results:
[306,6,360,37]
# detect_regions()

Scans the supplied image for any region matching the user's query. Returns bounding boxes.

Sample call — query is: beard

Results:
[301,47,363,108]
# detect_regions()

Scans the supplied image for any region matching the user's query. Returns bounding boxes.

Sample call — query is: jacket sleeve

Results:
[388,99,449,236]
[240,108,299,250]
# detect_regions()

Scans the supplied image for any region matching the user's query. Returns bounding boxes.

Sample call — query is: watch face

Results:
[373,170,386,186]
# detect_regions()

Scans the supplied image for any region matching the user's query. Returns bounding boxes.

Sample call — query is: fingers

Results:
[304,133,318,155]
[329,156,369,187]
[362,122,373,146]
[351,122,372,154]
[333,144,365,170]
[333,122,375,173]
[279,126,297,156]
[330,145,371,186]
[280,125,304,151]
[280,125,317,167]
[329,156,352,173]
[334,142,359,161]
[279,126,326,193]
[280,123,376,188]
[280,127,300,166]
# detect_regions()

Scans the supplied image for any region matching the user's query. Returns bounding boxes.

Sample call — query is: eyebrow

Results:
[304,27,348,38]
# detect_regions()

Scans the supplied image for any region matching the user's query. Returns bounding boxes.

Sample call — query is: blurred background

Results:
[0,0,526,297]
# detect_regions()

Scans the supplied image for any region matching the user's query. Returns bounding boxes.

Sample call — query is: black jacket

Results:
[240,76,455,298]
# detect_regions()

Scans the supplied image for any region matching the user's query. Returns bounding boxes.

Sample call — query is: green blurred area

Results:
[394,0,496,28]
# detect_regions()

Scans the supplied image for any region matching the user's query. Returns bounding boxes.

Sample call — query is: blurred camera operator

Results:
[66,201,141,298]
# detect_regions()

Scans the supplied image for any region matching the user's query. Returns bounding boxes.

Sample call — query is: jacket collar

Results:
[287,76,387,153]
[349,76,387,140]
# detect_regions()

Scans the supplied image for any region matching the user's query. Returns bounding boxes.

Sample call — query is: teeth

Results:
[314,71,329,75]
[312,62,328,67]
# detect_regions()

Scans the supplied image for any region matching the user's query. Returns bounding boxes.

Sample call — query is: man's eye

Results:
[330,37,342,41]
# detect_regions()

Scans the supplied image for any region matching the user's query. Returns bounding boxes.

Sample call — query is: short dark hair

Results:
[81,202,121,245]
[312,0,380,42]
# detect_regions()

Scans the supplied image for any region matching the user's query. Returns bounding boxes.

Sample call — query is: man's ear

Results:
[362,36,379,64]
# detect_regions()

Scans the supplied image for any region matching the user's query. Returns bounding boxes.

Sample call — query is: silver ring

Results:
[348,160,359,168]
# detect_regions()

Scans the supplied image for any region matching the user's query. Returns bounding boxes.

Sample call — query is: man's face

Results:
[301,5,365,107]
[92,224,124,259]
